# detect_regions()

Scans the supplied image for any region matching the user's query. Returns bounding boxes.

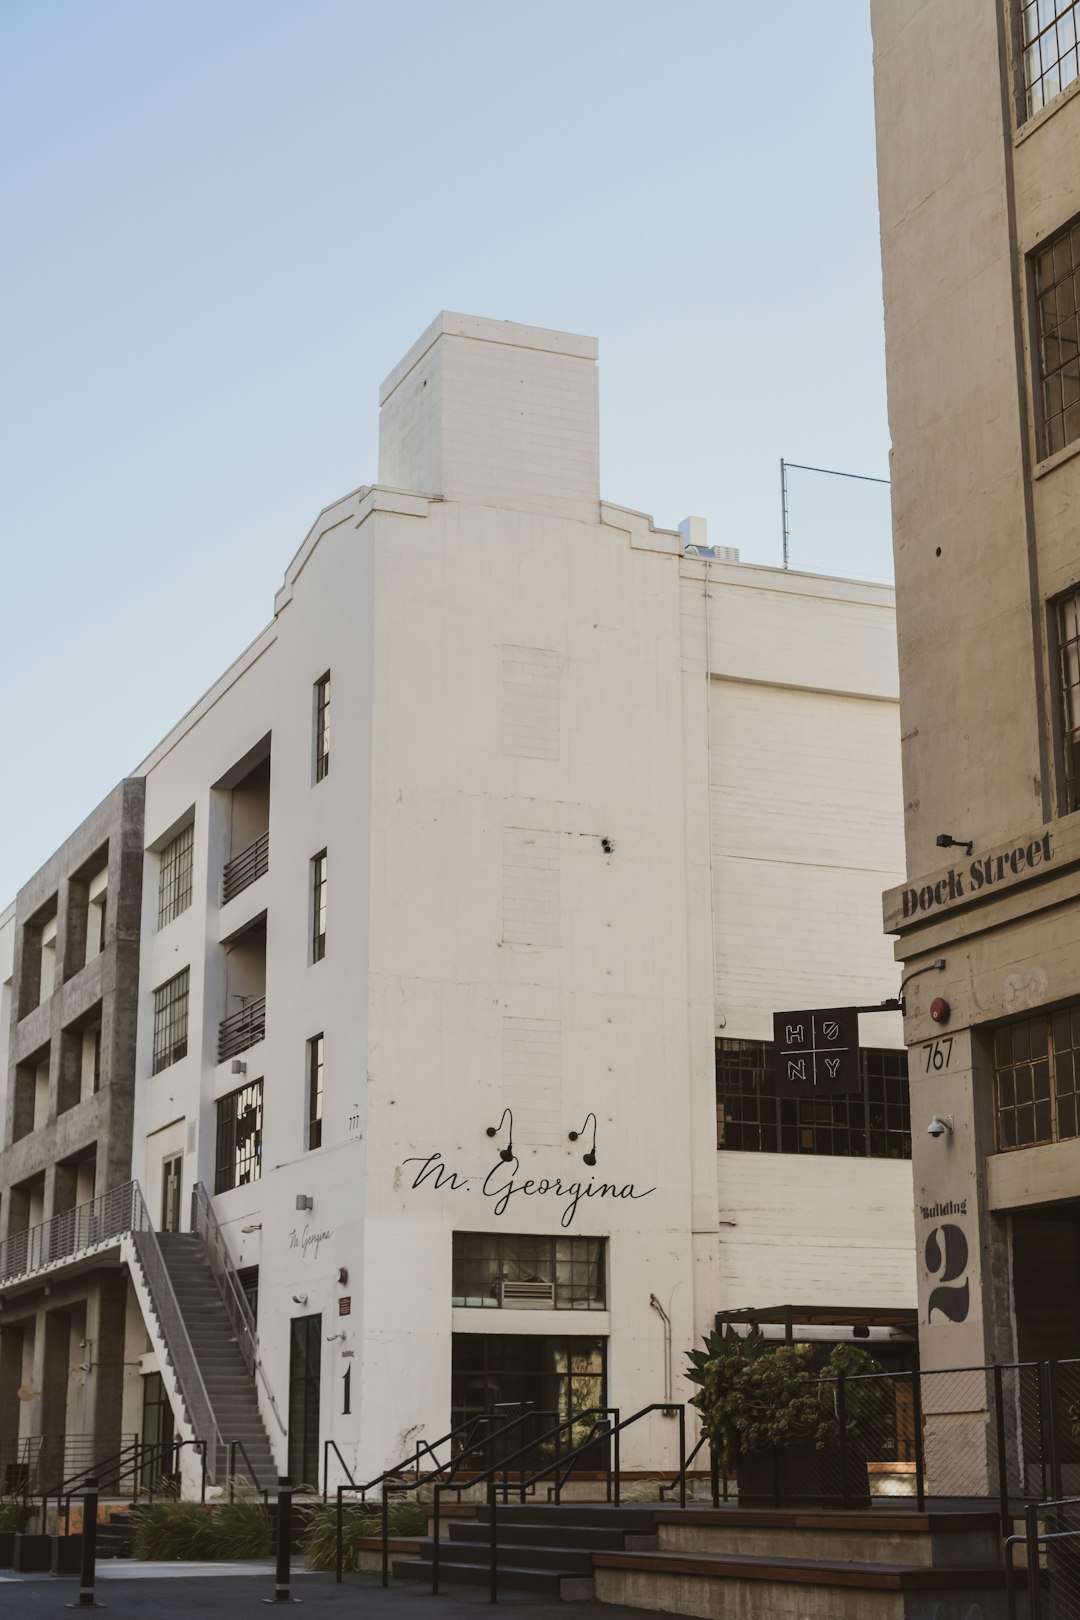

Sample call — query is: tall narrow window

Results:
[158,823,195,929]
[314,673,331,782]
[307,1034,324,1151]
[1057,588,1080,811]
[215,1080,263,1193]
[311,851,327,963]
[1034,219,1080,458]
[152,969,190,1075]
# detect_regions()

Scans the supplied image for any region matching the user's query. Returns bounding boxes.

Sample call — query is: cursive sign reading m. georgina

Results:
[402,1151,656,1230]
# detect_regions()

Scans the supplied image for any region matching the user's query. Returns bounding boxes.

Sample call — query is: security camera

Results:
[291,1293,308,1306]
[927,1115,954,1138]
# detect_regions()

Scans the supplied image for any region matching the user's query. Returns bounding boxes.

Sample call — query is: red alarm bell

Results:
[930,997,951,1025]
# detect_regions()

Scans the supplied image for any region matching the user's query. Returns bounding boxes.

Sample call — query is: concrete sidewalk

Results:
[0,1566,660,1618]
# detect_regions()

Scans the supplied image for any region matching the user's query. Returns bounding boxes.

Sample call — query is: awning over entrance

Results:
[715,1304,919,1343]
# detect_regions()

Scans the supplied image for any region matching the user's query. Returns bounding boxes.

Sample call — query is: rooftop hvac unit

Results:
[498,1279,555,1309]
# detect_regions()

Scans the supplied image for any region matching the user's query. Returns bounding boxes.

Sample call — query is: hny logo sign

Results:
[772,1007,861,1098]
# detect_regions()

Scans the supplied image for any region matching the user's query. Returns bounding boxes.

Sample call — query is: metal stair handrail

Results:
[190,1181,286,1436]
[128,1182,227,1484]
[0,1179,138,1283]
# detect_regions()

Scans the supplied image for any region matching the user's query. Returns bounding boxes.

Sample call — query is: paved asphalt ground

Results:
[0,1566,659,1619]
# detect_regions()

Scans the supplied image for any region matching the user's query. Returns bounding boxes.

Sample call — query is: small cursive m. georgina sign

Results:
[402,1151,656,1230]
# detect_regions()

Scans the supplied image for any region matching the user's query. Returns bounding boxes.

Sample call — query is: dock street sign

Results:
[772,1007,861,1097]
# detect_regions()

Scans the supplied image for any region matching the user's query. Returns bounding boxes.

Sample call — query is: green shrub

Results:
[302,1499,427,1573]
[132,1486,271,1561]
[0,1496,28,1534]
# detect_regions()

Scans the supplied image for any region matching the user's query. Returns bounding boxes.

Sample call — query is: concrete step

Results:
[449,1520,643,1551]
[411,1538,594,1575]
[393,1556,594,1599]
[651,1507,1002,1570]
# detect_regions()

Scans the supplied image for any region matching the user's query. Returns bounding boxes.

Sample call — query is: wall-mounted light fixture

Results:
[295,1194,314,1211]
[241,1223,262,1234]
[325,1331,347,1344]
[338,1268,348,1286]
[486,1109,515,1162]
[231,1059,247,1076]
[568,1113,598,1167]
[936,833,974,857]
[291,1293,308,1306]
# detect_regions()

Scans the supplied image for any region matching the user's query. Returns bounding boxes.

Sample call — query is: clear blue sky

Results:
[0,0,888,905]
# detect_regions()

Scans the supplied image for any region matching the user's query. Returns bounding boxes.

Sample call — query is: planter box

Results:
[736,1442,871,1508]
[13,1533,53,1573]
[52,1534,83,1575]
[0,1530,16,1568]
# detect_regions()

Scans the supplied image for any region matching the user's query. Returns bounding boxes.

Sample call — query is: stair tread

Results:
[592,1549,1017,1592]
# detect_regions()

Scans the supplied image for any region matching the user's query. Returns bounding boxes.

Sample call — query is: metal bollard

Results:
[67,1478,103,1610]
[263,1477,298,1605]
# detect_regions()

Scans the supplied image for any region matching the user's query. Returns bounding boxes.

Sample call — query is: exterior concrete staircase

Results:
[155,1233,275,1491]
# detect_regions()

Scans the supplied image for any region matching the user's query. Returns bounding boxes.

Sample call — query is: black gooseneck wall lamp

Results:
[486,1109,515,1162]
[568,1113,598,1167]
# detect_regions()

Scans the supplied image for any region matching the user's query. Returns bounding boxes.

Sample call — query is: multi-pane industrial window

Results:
[995,1002,1080,1149]
[314,673,330,782]
[151,969,189,1075]
[1020,0,1080,120]
[1056,589,1080,811]
[716,1040,911,1159]
[1034,219,1080,458]
[215,1080,263,1193]
[451,1232,605,1309]
[311,851,327,962]
[158,823,194,929]
[306,1034,324,1151]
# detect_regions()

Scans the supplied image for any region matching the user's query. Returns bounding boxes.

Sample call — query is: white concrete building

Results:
[0,313,913,1496]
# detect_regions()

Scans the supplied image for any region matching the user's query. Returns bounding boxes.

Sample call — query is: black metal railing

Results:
[218,996,266,1062]
[428,1403,687,1602]
[222,831,269,905]
[0,1181,137,1282]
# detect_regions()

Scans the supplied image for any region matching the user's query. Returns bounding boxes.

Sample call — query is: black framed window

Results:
[1034,219,1080,458]
[450,1334,605,1442]
[452,1233,605,1309]
[1020,0,1080,120]
[995,1001,1080,1149]
[152,969,189,1075]
[1056,588,1080,812]
[215,1079,263,1193]
[716,1039,910,1159]
[158,823,194,929]
[307,1033,324,1151]
[315,673,330,782]
[311,851,327,962]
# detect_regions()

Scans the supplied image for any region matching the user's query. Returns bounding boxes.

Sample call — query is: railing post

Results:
[771,1445,781,1510]
[678,1406,686,1509]
[335,1486,344,1585]
[488,1478,498,1605]
[613,1409,621,1506]
[710,1443,720,1509]
[263,1477,295,1605]
[229,1442,237,1502]
[71,1478,100,1609]
[432,1486,441,1595]
[381,1486,390,1588]
[1026,1499,1043,1620]
[993,1363,1011,1537]
[911,1368,926,1513]
[837,1374,849,1511]
[1046,1360,1063,1501]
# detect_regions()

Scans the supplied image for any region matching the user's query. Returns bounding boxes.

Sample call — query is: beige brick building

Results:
[874,0,1080,1385]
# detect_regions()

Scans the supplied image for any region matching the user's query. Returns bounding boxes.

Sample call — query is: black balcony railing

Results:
[222,831,269,905]
[218,996,266,1063]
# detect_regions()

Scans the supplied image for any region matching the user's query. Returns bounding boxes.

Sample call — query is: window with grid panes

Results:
[215,1080,263,1192]
[306,1033,323,1151]
[716,1039,910,1159]
[314,673,330,782]
[1035,220,1080,458]
[158,823,194,929]
[152,969,189,1074]
[451,1232,605,1309]
[1020,0,1080,120]
[1056,589,1080,811]
[311,851,327,962]
[994,1002,1080,1149]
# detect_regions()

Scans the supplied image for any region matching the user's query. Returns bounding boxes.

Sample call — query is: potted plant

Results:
[686,1328,879,1506]
[0,1495,30,1567]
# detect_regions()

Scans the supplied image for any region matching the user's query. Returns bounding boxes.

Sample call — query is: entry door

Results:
[141,1372,176,1490]
[161,1155,183,1233]
[288,1315,322,1488]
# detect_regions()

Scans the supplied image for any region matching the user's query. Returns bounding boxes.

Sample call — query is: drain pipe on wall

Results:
[649,1294,674,1407]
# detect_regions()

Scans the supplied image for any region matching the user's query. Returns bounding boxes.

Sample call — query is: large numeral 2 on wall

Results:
[925,1223,970,1324]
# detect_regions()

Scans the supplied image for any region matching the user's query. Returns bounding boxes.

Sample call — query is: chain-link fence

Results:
[780,459,893,585]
